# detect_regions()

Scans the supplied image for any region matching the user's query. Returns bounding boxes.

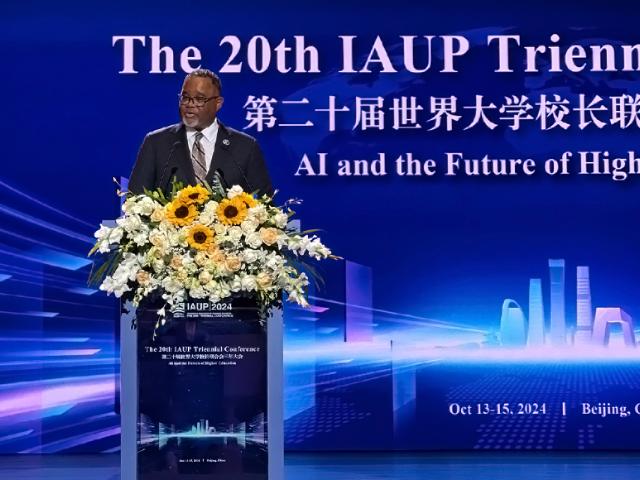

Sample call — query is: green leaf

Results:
[87,250,123,287]
[209,172,226,198]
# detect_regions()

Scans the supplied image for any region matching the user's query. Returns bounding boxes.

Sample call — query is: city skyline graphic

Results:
[283,256,640,452]
[139,414,267,450]
[498,258,637,355]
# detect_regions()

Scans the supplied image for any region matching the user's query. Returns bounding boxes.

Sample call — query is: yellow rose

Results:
[256,272,272,289]
[150,207,165,223]
[152,260,164,273]
[225,255,242,272]
[259,227,279,246]
[149,232,164,247]
[211,250,226,265]
[195,251,209,267]
[136,270,151,286]
[198,270,213,284]
[176,269,188,282]
[170,255,183,269]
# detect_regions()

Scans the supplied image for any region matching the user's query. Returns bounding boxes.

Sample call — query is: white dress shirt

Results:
[186,118,219,173]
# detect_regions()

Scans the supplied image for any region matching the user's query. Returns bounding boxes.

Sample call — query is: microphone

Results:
[158,141,183,192]
[164,167,178,193]
[214,168,229,190]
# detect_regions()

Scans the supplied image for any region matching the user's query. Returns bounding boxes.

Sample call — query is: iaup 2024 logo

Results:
[171,300,233,318]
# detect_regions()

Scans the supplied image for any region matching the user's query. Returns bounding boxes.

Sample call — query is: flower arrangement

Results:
[89,179,336,328]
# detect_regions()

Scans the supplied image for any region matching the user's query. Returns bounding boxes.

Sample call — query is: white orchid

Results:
[273,212,289,228]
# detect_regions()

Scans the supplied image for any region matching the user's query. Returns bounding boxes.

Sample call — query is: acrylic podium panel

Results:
[120,299,283,479]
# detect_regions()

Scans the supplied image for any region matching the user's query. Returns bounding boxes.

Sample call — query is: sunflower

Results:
[236,192,258,209]
[166,199,197,226]
[178,185,210,205]
[216,198,248,225]
[187,224,215,250]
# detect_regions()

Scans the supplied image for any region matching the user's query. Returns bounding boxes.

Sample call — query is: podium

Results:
[120,298,284,479]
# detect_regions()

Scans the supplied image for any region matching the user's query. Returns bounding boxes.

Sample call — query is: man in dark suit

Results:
[128,69,273,197]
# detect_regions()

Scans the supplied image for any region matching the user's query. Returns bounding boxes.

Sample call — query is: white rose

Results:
[210,281,231,300]
[240,275,258,292]
[167,229,182,246]
[246,231,262,249]
[152,260,165,273]
[132,196,156,216]
[273,212,289,229]
[227,226,243,244]
[116,214,143,233]
[132,229,150,246]
[241,219,259,235]
[199,211,216,226]
[266,254,283,271]
[213,224,228,236]
[182,256,197,273]
[162,276,183,294]
[242,249,259,264]
[227,185,244,199]
[190,285,206,298]
[202,200,219,214]
[248,205,268,224]
[121,197,136,214]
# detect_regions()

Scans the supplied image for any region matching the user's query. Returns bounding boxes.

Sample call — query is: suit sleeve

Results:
[247,139,274,197]
[128,134,156,195]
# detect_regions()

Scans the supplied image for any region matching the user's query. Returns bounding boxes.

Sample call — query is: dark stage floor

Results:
[1,452,640,479]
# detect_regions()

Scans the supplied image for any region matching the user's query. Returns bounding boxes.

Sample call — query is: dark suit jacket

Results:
[128,121,273,197]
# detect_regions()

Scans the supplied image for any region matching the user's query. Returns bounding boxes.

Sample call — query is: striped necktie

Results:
[191,132,207,183]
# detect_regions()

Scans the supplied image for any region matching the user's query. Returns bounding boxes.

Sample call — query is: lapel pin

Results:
[223,139,230,146]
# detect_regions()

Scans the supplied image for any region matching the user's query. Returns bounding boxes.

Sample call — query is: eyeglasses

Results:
[178,93,220,108]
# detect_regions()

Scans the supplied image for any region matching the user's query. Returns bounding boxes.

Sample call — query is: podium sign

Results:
[136,299,268,479]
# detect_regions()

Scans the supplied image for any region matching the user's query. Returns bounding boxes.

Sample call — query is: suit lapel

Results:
[171,123,197,185]
[206,121,235,187]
